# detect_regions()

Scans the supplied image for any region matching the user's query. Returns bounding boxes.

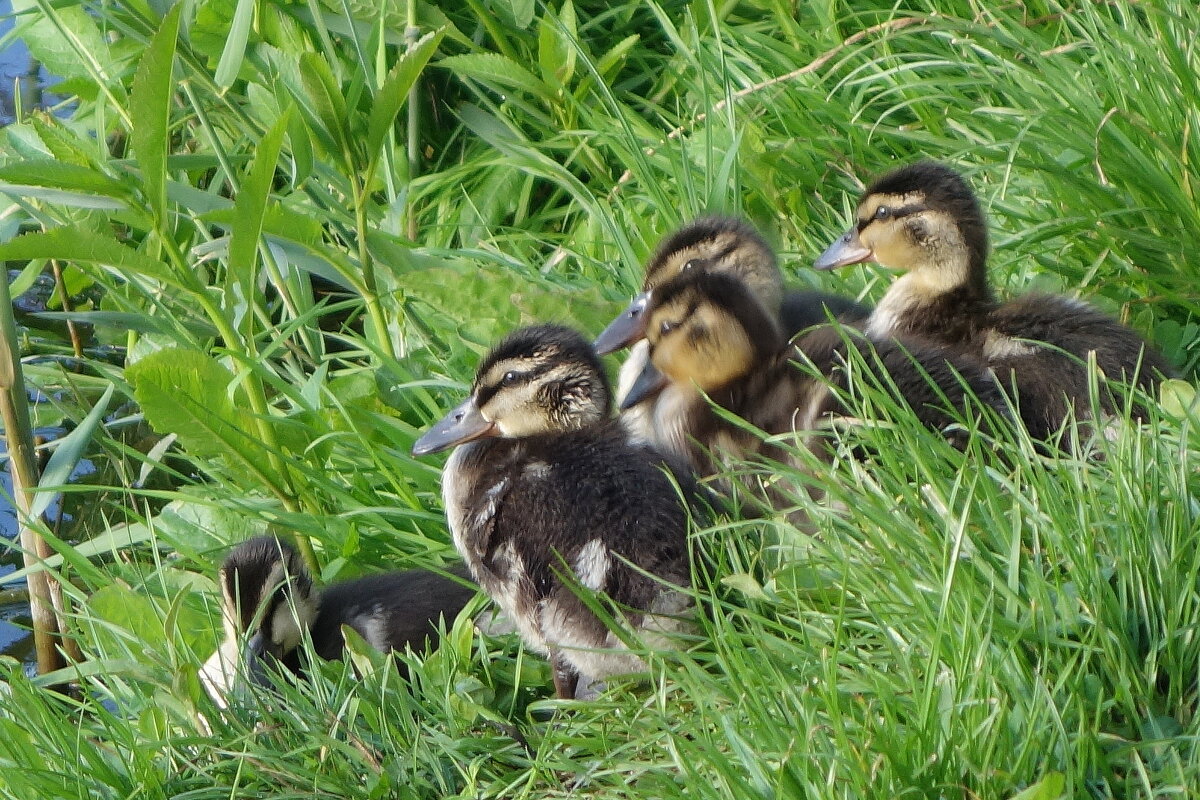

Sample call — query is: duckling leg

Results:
[550,651,580,700]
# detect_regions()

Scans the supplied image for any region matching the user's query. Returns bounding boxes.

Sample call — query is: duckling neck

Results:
[866,255,994,342]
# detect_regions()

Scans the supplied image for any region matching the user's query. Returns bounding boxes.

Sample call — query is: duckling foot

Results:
[574,676,606,701]
[550,652,580,700]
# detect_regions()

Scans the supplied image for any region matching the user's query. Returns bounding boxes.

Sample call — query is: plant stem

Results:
[406,0,421,242]
[351,173,396,361]
[49,260,84,361]
[0,273,64,676]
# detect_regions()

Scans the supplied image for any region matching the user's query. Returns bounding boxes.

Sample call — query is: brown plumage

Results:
[815,161,1177,441]
[619,270,1008,504]
[594,216,870,444]
[413,324,697,700]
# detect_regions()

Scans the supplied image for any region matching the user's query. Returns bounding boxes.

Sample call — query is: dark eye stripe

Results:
[477,363,553,404]
[858,203,926,229]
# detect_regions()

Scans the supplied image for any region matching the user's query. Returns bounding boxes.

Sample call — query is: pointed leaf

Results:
[438,53,551,98]
[298,53,351,162]
[365,28,445,162]
[125,348,286,494]
[11,0,111,80]
[30,384,114,520]
[228,108,291,332]
[0,228,186,290]
[129,5,181,225]
[0,162,130,210]
[537,2,576,90]
[214,0,255,88]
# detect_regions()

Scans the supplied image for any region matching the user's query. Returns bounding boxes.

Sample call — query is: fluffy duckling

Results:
[594,216,871,442]
[815,161,1176,438]
[619,269,1007,483]
[201,536,476,701]
[596,215,870,356]
[412,324,695,700]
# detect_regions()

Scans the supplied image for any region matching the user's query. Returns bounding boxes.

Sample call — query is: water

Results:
[1,0,89,664]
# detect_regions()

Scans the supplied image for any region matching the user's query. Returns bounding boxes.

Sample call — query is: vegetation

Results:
[0,0,1197,797]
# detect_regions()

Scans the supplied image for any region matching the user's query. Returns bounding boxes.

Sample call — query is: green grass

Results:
[0,0,1197,797]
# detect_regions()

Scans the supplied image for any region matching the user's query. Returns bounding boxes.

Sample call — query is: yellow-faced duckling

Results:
[595,216,871,442]
[597,215,871,355]
[620,269,1008,485]
[412,324,696,700]
[815,161,1176,439]
[201,536,476,702]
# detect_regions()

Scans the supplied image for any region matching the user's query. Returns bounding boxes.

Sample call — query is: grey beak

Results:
[412,396,497,456]
[814,227,873,270]
[618,357,669,410]
[245,631,274,688]
[594,292,651,355]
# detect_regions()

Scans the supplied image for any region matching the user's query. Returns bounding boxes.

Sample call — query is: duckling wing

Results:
[314,569,478,658]
[491,429,692,610]
[989,294,1176,386]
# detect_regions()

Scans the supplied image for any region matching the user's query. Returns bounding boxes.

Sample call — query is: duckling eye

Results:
[682,259,698,271]
[874,205,891,221]
[659,320,677,336]
[501,371,520,386]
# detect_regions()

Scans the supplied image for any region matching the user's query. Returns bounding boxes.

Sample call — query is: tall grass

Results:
[0,0,1196,797]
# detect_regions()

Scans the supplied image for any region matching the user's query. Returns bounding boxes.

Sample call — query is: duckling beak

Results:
[618,358,668,410]
[412,396,497,456]
[594,292,651,354]
[244,631,276,688]
[814,227,872,270]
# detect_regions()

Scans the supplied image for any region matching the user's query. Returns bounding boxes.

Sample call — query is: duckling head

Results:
[413,324,610,455]
[814,162,989,297]
[595,216,781,355]
[619,269,783,409]
[219,536,316,681]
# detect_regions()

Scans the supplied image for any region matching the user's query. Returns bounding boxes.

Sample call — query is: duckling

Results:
[596,215,870,356]
[412,324,695,700]
[814,161,1176,439]
[201,536,476,701]
[594,216,871,442]
[619,268,1008,487]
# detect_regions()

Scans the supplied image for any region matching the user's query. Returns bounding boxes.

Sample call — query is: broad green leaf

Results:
[125,348,290,494]
[125,348,249,460]
[365,28,445,164]
[537,1,576,91]
[438,53,551,99]
[0,161,131,209]
[29,117,95,167]
[495,0,535,29]
[1160,378,1198,420]
[150,496,268,558]
[129,5,181,225]
[1008,773,1065,800]
[86,579,212,664]
[30,384,114,520]
[596,34,639,79]
[227,108,291,334]
[11,0,111,80]
[214,0,255,88]
[298,53,351,163]
[0,228,185,290]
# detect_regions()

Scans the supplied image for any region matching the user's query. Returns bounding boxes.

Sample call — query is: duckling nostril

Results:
[629,307,641,318]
